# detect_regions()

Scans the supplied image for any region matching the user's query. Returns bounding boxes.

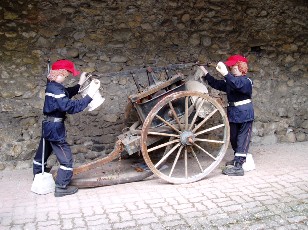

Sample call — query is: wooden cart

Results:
[70,65,230,187]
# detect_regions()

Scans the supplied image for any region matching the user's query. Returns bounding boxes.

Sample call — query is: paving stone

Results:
[1,216,13,226]
[136,217,159,225]
[221,204,243,212]
[173,203,193,210]
[131,208,152,215]
[85,214,107,222]
[150,222,166,230]
[150,207,166,217]
[61,218,73,229]
[24,222,37,229]
[86,217,110,226]
[161,206,177,214]
[193,203,208,212]
[160,214,182,222]
[113,220,136,229]
[37,220,61,227]
[217,200,238,207]
[73,217,87,228]
[286,215,307,223]
[145,198,167,204]
[81,207,95,216]
[0,227,10,230]
[161,219,188,227]
[0,143,307,229]
[118,211,133,221]
[106,213,120,223]
[133,212,156,220]
[62,213,83,219]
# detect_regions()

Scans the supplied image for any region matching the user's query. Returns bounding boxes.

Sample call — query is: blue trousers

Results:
[33,137,73,188]
[229,121,253,164]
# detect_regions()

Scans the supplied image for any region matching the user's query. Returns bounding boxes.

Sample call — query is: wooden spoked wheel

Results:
[141,91,230,184]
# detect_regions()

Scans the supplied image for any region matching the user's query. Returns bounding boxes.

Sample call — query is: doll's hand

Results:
[216,62,228,76]
[199,66,208,75]
[78,72,88,86]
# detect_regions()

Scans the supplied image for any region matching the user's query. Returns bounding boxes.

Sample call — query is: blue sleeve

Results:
[66,84,80,98]
[48,84,92,114]
[224,74,252,95]
[56,95,92,114]
[203,73,227,92]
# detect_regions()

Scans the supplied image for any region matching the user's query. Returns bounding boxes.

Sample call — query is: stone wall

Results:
[0,0,307,170]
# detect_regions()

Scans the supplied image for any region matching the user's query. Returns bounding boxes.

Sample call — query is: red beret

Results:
[51,60,80,76]
[224,55,248,67]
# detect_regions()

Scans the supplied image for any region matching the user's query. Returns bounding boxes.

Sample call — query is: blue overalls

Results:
[33,81,92,188]
[203,73,254,164]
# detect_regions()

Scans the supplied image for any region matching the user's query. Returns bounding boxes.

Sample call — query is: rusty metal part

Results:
[193,61,217,68]
[70,162,167,188]
[94,63,197,79]
[70,169,155,188]
[188,137,194,145]
[131,72,141,93]
[206,62,217,67]
[118,129,162,156]
[73,140,124,176]
[70,130,162,188]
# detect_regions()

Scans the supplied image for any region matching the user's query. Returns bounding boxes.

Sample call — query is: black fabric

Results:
[33,136,73,188]
[43,82,92,117]
[230,121,253,163]
[42,120,66,142]
[203,73,254,123]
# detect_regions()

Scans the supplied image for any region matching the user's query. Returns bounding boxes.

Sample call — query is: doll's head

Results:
[225,55,248,76]
[47,60,80,82]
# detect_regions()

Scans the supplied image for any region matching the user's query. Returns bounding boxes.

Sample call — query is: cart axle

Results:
[180,131,195,146]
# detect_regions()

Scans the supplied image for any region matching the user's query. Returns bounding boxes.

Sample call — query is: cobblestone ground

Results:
[0,142,307,230]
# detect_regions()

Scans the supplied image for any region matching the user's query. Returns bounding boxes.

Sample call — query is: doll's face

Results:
[55,70,70,83]
[229,65,242,77]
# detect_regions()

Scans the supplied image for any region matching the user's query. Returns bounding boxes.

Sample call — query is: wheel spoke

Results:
[188,100,197,114]
[195,124,225,137]
[148,131,179,138]
[193,143,217,161]
[155,143,181,168]
[192,109,218,133]
[148,139,179,153]
[189,146,204,173]
[185,96,189,130]
[168,145,183,177]
[188,98,205,131]
[184,148,188,178]
[141,91,230,184]
[163,137,175,157]
[155,114,181,134]
[168,101,184,131]
[194,138,225,144]
[148,126,174,133]
[179,103,196,125]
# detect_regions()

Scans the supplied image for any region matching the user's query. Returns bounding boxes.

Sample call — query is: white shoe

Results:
[242,154,256,172]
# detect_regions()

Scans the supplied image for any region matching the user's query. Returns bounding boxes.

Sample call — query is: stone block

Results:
[261,134,278,145]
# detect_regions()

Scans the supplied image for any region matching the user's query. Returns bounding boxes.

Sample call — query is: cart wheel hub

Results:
[180,131,195,146]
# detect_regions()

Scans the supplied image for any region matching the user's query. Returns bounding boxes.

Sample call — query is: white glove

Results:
[199,66,208,76]
[216,62,228,76]
[87,79,100,99]
[78,72,88,86]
